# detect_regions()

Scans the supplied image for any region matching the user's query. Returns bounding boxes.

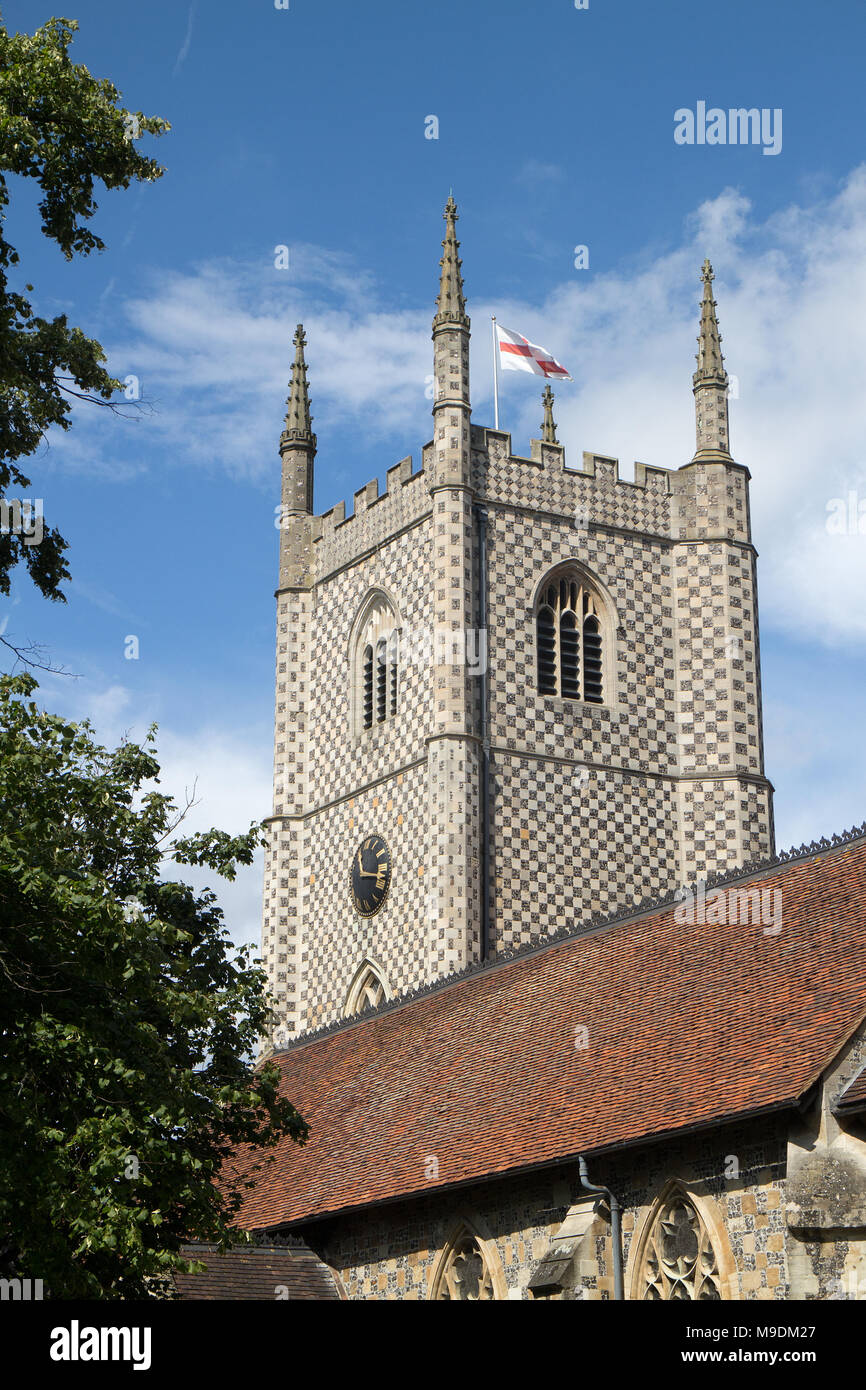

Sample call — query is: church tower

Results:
[261,205,774,1044]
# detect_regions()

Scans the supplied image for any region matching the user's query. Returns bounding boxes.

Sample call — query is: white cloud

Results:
[154,723,271,951]
[31,676,270,951]
[687,186,753,252]
[46,249,430,483]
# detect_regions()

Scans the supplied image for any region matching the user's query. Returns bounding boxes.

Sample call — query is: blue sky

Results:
[4,0,866,945]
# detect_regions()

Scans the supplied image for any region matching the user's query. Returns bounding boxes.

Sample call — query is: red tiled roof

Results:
[834,1066,866,1113]
[175,1244,343,1300]
[232,833,866,1230]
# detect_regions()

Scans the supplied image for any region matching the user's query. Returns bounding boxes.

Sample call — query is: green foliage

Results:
[0,15,169,600]
[0,674,307,1298]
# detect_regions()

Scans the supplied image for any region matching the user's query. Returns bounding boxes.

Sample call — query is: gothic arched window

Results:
[536,569,607,704]
[351,592,400,734]
[637,1190,722,1301]
[431,1224,496,1301]
[343,960,389,1017]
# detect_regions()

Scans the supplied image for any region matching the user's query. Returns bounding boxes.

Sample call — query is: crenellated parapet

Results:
[294,416,755,597]
[305,454,431,583]
[471,427,673,538]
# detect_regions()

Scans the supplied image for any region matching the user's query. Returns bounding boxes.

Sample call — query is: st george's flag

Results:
[495,323,572,380]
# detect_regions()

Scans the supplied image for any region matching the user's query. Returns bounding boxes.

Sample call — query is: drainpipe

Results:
[475,502,490,962]
[578,1156,624,1301]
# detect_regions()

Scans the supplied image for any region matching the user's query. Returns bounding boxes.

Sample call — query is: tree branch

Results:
[0,631,75,674]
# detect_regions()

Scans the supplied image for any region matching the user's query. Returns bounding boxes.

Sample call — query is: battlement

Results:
[476,426,674,494]
[306,421,751,586]
[311,452,430,579]
[317,430,677,538]
[469,426,676,538]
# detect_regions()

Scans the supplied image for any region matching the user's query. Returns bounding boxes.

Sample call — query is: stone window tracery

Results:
[433,1229,495,1301]
[536,569,606,704]
[343,960,388,1017]
[639,1192,722,1301]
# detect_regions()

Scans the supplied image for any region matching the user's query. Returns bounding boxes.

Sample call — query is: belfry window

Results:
[583,614,603,702]
[536,572,605,703]
[363,644,374,728]
[352,591,400,733]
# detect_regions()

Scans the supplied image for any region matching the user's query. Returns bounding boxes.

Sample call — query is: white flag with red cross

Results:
[495,323,572,380]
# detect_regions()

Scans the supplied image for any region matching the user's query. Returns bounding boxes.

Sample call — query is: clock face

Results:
[350,834,392,918]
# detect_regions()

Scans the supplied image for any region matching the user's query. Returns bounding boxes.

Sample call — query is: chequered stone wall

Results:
[306,519,434,808]
[263,487,447,1035]
[313,458,430,573]
[302,1116,796,1300]
[305,1169,567,1301]
[490,759,677,947]
[298,763,431,1030]
[262,418,773,1037]
[473,435,672,534]
[262,583,311,1028]
[616,1124,790,1301]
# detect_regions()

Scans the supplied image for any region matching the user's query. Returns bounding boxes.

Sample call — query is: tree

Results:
[0,674,306,1299]
[0,15,169,622]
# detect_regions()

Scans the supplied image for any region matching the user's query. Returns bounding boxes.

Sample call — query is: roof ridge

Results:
[272,818,866,1056]
[183,1235,310,1251]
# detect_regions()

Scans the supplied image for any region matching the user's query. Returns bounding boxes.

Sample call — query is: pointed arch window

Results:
[536,570,607,704]
[343,960,389,1018]
[351,592,400,734]
[431,1224,496,1301]
[638,1191,722,1301]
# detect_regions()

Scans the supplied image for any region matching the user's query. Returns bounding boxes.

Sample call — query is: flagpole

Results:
[491,315,500,430]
